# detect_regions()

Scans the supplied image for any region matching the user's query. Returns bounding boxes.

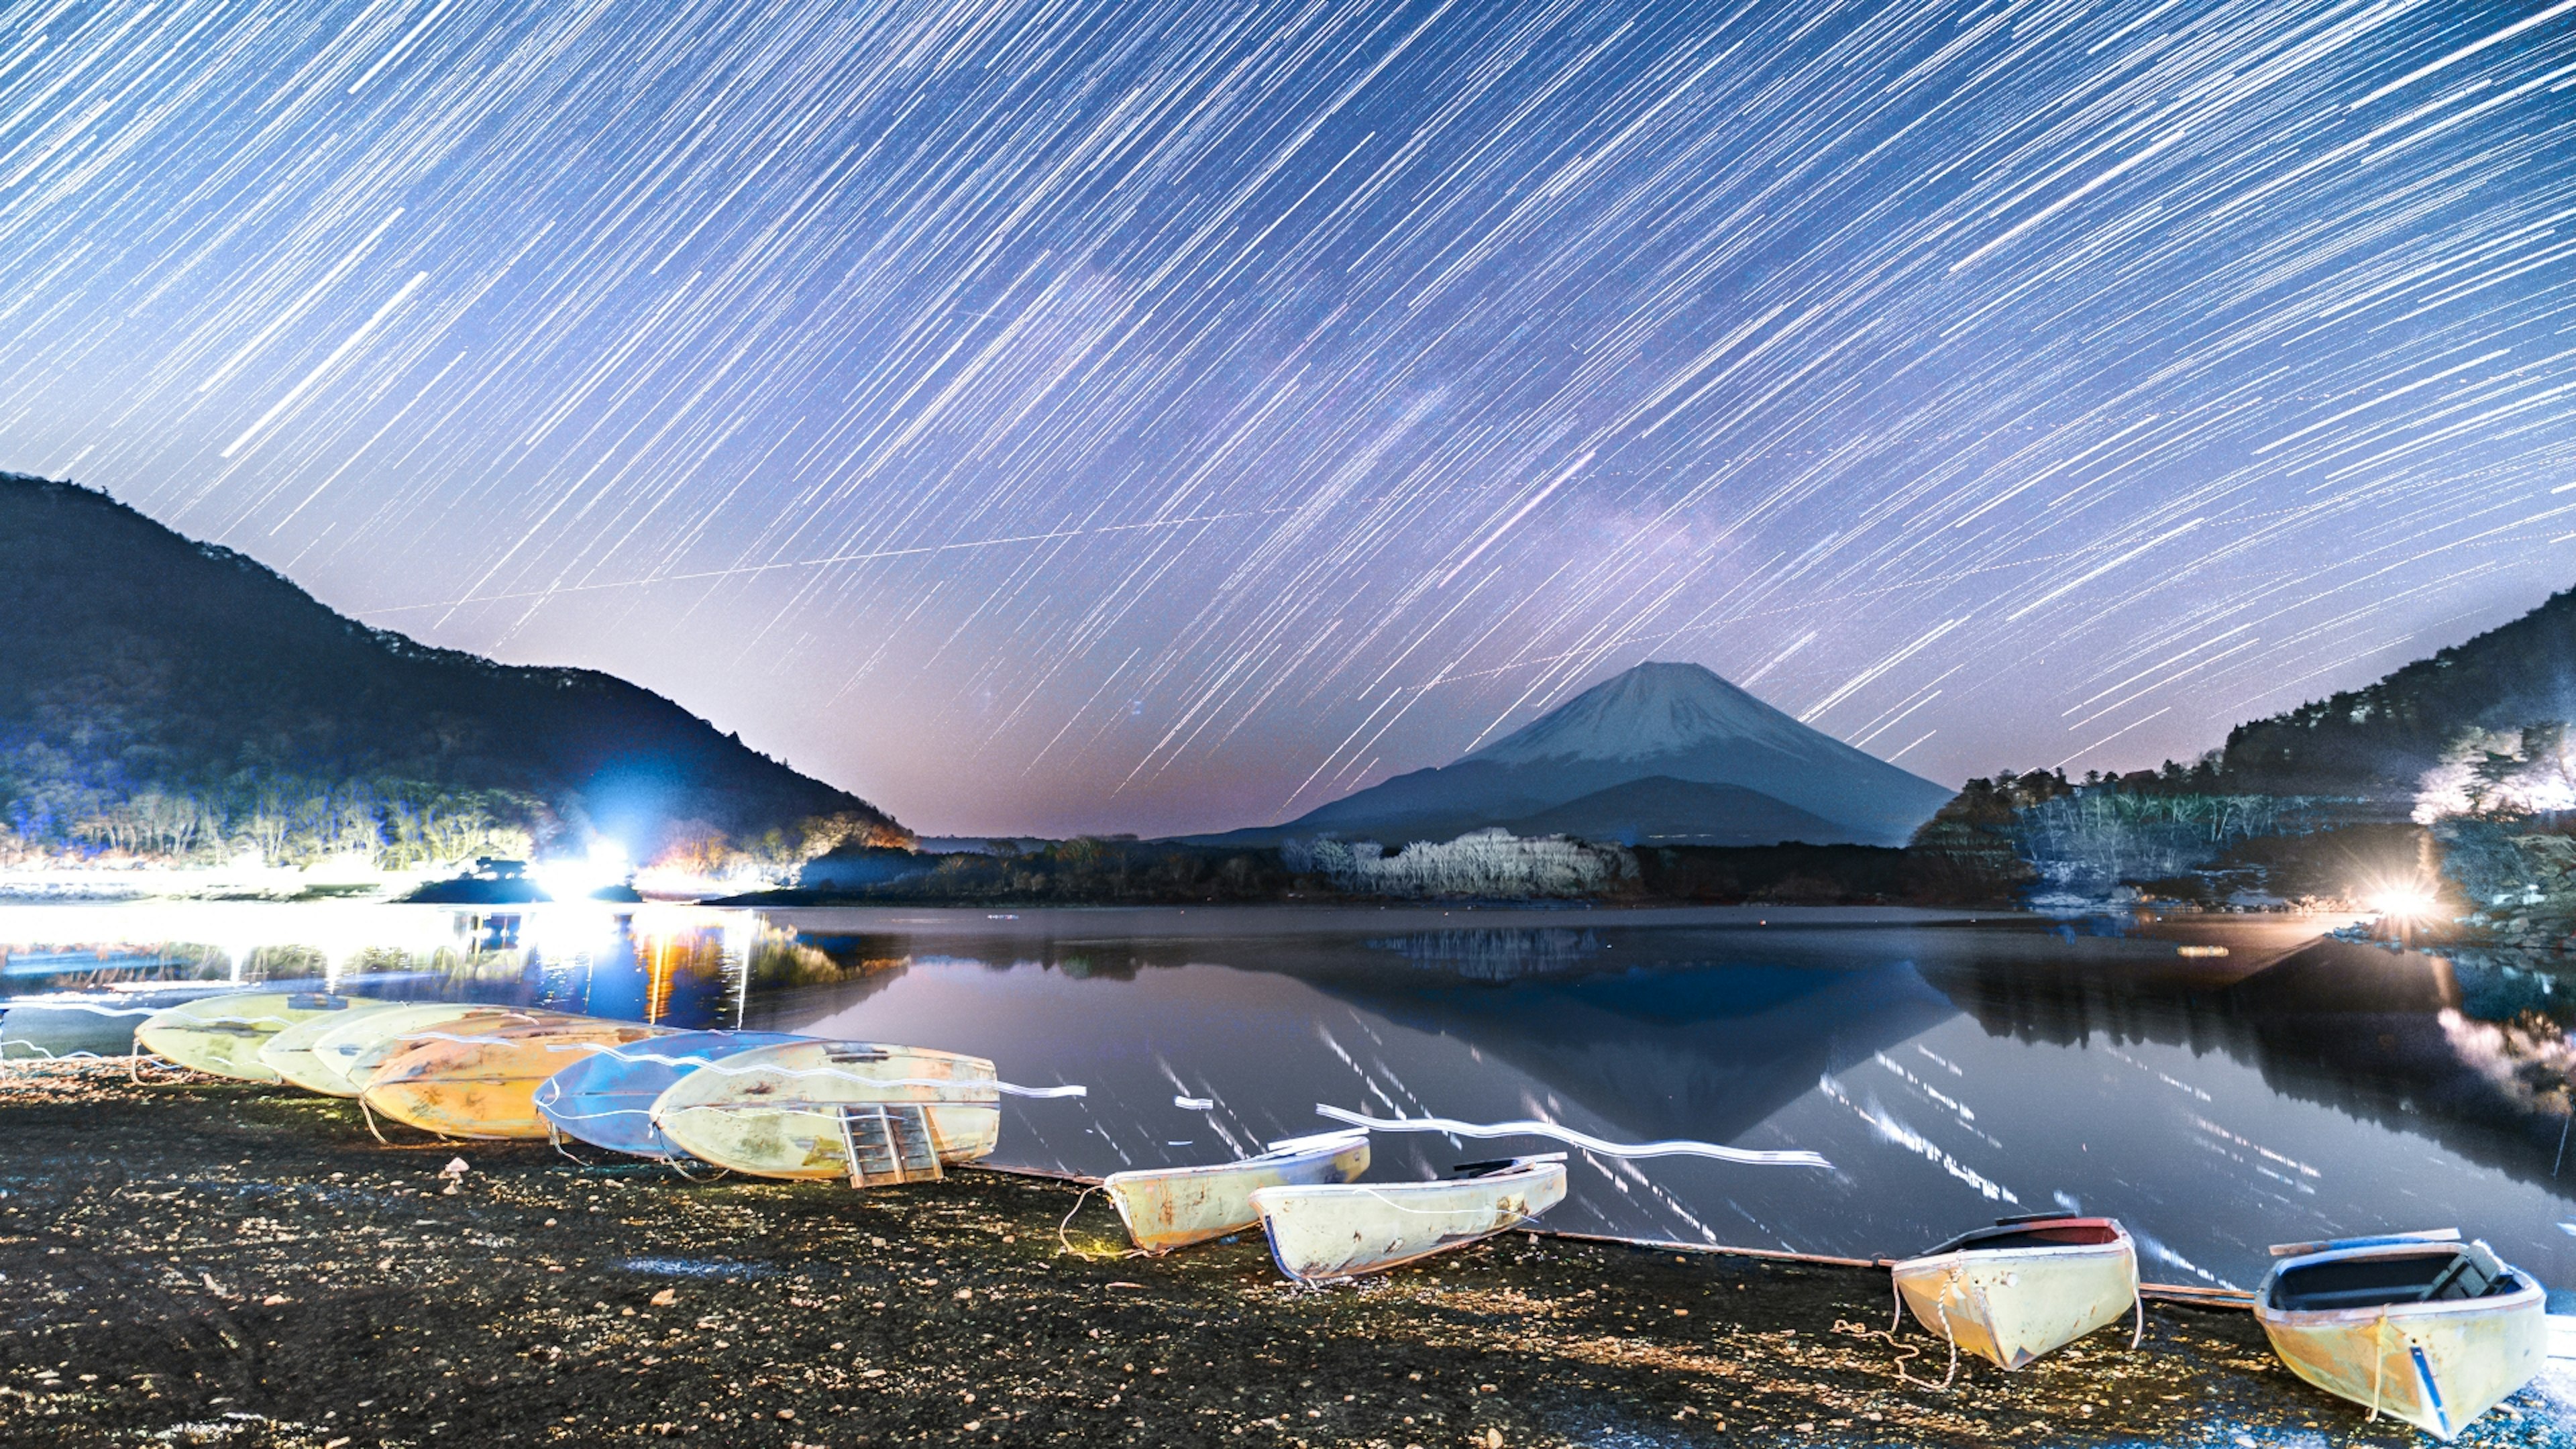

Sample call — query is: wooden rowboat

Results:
[1250,1155,1566,1283]
[2255,1230,2544,1441]
[138,990,361,1083]
[648,1039,1000,1185]
[533,1030,803,1159]
[362,1020,679,1140]
[1104,1130,1371,1254]
[1891,1214,2139,1371]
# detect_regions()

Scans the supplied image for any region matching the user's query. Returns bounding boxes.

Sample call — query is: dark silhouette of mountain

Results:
[0,474,903,867]
[2223,582,2576,799]
[1497,776,1854,846]
[1193,661,1953,849]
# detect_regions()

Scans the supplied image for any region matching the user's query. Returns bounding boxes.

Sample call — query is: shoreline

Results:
[7,1062,2571,1447]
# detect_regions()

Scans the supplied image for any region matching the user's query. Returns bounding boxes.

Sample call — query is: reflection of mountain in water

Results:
[1925,934,2576,1195]
[1312,957,1956,1148]
[1365,929,1608,981]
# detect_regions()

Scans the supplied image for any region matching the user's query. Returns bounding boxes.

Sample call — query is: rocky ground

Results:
[3,1061,2571,1447]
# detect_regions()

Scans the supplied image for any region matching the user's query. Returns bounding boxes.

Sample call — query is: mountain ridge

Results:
[0,473,904,870]
[2222,582,2576,800]
[1189,660,1953,848]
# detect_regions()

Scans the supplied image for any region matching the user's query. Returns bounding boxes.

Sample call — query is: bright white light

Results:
[530,839,631,902]
[2365,884,2439,921]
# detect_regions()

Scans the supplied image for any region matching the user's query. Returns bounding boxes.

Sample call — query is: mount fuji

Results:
[1193,661,1955,849]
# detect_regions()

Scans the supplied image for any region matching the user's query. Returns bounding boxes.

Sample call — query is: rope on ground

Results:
[356,1096,458,1150]
[1834,1317,1934,1388]
[1055,1185,1146,1260]
[127,1053,193,1088]
[1854,1268,1947,1382]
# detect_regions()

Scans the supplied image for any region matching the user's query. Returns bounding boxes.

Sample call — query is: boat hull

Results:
[364,1021,678,1140]
[138,991,357,1083]
[1105,1136,1371,1253]
[265,1004,565,1097]
[648,1040,1000,1181]
[1892,1232,2139,1371]
[533,1030,804,1158]
[2257,1253,2545,1440]
[1251,1160,1566,1282]
[257,1002,409,1093]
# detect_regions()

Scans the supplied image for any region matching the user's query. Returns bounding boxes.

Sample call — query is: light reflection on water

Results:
[4,902,2571,1291]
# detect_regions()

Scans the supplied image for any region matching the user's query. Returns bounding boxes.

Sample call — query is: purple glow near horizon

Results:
[1,0,2573,835]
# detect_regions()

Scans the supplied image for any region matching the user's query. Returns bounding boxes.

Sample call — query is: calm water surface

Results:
[5,900,2570,1294]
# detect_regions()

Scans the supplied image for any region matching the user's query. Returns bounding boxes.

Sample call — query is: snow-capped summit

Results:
[1191,660,1954,849]
[1465,661,1833,766]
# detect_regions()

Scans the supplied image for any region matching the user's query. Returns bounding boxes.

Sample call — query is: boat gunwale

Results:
[2255,1241,2543,1324]
[1099,1134,1365,1191]
[1248,1155,1564,1205]
[1894,1222,2137,1275]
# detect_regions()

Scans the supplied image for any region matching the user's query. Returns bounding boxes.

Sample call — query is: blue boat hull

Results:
[533,1030,802,1159]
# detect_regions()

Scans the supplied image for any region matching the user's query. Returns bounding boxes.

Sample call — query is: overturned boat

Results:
[256,1000,410,1093]
[533,1029,804,1159]
[2255,1230,2544,1441]
[260,1002,561,1097]
[362,1019,677,1140]
[137,990,359,1083]
[648,1039,1001,1185]
[1250,1155,1566,1283]
[1891,1214,2140,1371]
[1104,1130,1371,1254]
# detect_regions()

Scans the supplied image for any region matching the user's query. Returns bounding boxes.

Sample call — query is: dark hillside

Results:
[0,474,903,868]
[2222,584,2576,798]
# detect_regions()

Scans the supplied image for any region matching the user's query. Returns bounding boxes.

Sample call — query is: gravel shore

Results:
[3,1061,2569,1447]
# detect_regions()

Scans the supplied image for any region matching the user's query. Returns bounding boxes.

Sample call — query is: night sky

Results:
[4,0,2573,837]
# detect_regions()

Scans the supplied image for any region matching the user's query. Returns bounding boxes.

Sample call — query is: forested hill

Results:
[0,474,904,869]
[2222,582,2576,798]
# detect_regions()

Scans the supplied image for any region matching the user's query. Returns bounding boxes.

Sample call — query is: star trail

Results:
[3,0,2573,836]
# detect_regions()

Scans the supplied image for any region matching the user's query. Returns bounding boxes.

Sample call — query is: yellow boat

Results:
[337,1007,582,1093]
[1250,1155,1566,1282]
[264,1003,566,1097]
[648,1039,999,1183]
[256,1000,411,1093]
[2255,1230,2544,1441]
[362,1019,679,1140]
[1890,1214,2140,1371]
[1104,1130,1371,1254]
[137,991,362,1083]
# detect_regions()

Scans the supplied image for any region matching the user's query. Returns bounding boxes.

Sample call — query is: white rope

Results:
[1311,1105,1831,1167]
[2369,1310,2387,1424]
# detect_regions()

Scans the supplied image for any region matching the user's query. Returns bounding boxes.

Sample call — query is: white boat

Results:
[136,990,357,1083]
[1890,1214,2139,1371]
[1250,1155,1566,1283]
[255,1000,409,1093]
[647,1039,1000,1184]
[1103,1130,1371,1254]
[2255,1230,2544,1441]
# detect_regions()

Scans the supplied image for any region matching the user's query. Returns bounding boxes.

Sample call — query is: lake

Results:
[5,899,2570,1295]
